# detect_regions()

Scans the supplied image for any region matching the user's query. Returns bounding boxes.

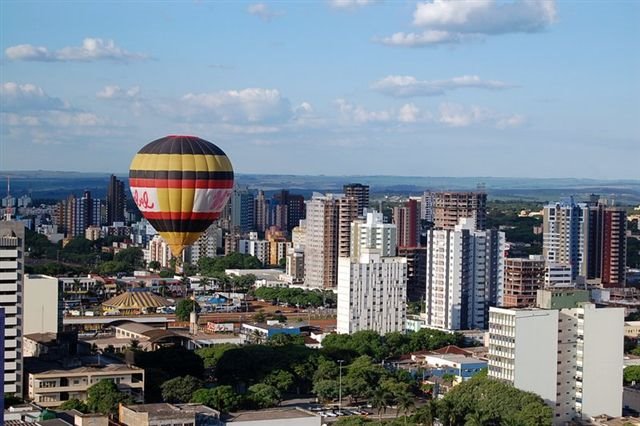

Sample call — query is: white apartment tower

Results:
[488,295,623,424]
[543,199,589,281]
[337,249,407,335]
[424,218,505,330]
[350,211,397,258]
[1,221,25,396]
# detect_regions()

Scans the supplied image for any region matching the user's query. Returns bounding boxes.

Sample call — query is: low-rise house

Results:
[28,363,144,408]
[240,322,301,344]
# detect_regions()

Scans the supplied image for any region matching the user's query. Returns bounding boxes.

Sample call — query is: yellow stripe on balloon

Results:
[130,154,233,172]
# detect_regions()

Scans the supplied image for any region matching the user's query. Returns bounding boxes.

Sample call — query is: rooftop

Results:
[124,403,219,419]
[24,332,58,344]
[226,407,316,422]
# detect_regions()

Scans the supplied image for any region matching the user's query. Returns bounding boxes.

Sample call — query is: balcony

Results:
[0,271,18,280]
[0,294,18,304]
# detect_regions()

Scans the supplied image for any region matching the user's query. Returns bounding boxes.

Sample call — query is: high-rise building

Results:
[502,255,546,308]
[393,199,419,248]
[54,191,101,237]
[586,200,627,287]
[488,290,623,424]
[543,197,626,286]
[1,221,25,396]
[237,232,270,265]
[272,190,306,233]
[424,218,505,330]
[337,249,407,335]
[106,174,126,226]
[285,248,305,284]
[343,183,369,217]
[185,223,223,265]
[230,187,255,233]
[266,226,291,266]
[304,193,357,289]
[543,199,589,281]
[545,263,573,288]
[254,190,270,234]
[421,191,435,223]
[350,211,396,258]
[431,191,487,231]
[398,246,427,302]
[23,275,63,335]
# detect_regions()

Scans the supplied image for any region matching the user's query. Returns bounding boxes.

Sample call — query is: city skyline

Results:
[1,1,639,179]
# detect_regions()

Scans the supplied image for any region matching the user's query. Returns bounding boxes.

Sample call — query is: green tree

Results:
[196,344,238,369]
[264,370,295,393]
[86,379,133,415]
[175,299,201,321]
[247,383,281,409]
[267,333,304,346]
[396,391,415,422]
[252,310,267,323]
[313,379,339,403]
[114,247,144,270]
[161,375,203,403]
[370,387,393,420]
[148,260,161,271]
[439,375,552,426]
[59,398,88,412]
[191,386,242,413]
[625,366,640,384]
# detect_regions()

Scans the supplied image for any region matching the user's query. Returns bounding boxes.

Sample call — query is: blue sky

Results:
[1,0,638,179]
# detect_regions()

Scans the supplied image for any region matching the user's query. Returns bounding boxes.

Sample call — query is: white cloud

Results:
[5,38,148,62]
[335,99,431,124]
[247,3,283,21]
[381,0,556,47]
[397,103,421,123]
[379,30,470,47]
[329,0,380,8]
[372,75,514,97]
[96,85,141,99]
[1,82,66,111]
[181,88,293,123]
[438,102,524,128]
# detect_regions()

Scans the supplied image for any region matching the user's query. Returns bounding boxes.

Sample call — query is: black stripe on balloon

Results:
[138,136,227,156]
[129,170,234,180]
[147,219,213,233]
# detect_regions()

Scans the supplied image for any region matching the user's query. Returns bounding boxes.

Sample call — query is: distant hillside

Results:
[4,171,640,204]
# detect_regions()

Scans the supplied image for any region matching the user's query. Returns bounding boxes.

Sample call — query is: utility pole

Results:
[338,359,344,412]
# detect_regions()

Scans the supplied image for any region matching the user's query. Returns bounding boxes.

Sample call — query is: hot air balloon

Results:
[129,135,233,258]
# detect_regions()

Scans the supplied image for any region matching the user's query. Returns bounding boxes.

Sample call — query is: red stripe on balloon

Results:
[143,212,221,220]
[129,178,234,189]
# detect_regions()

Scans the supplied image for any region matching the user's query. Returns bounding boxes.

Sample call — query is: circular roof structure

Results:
[102,291,171,311]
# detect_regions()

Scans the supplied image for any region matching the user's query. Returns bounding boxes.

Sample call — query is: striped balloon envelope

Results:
[129,135,234,258]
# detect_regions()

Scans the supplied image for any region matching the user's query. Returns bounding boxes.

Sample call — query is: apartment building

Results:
[502,256,545,308]
[1,221,25,396]
[28,364,145,408]
[337,249,407,335]
[424,218,505,330]
[488,290,623,424]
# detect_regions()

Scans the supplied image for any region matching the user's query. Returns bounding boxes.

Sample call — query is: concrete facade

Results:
[23,274,63,336]
[488,302,624,424]
[337,249,407,335]
[0,221,24,396]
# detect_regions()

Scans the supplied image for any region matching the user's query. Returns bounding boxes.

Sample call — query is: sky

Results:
[1,0,639,179]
